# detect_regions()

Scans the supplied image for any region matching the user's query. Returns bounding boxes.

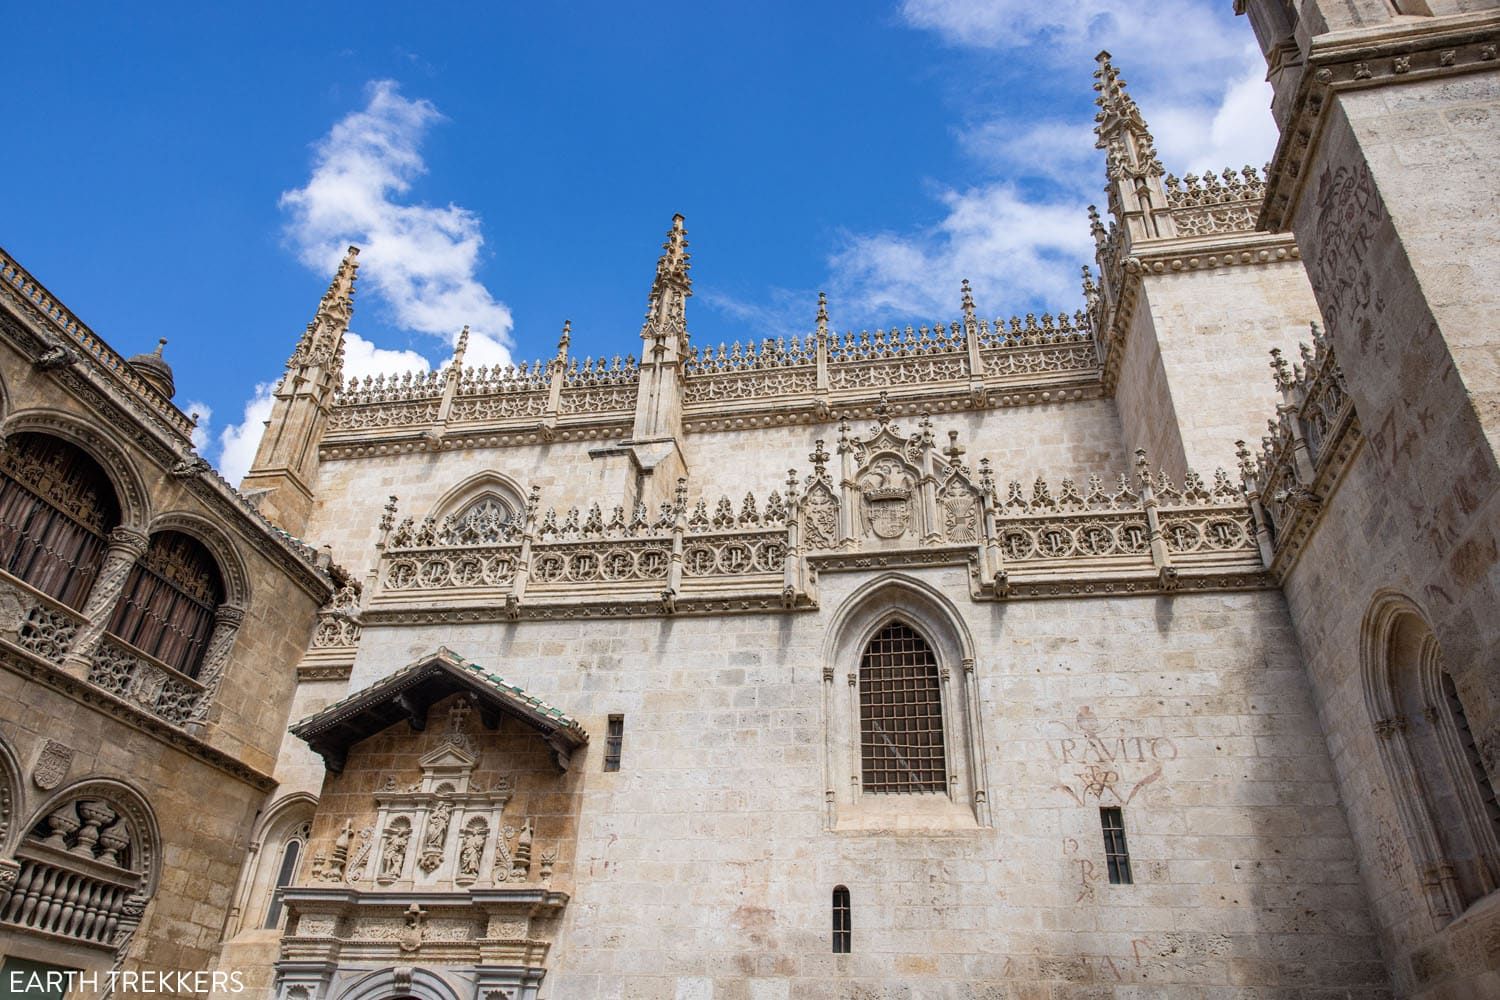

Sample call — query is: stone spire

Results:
[1093,52,1161,179]
[1092,52,1171,242]
[242,245,360,534]
[640,214,692,357]
[287,246,360,381]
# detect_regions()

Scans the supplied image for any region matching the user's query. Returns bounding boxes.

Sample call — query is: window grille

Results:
[0,434,119,609]
[1100,807,1133,884]
[859,622,946,793]
[604,715,624,772]
[107,530,222,677]
[832,885,851,953]
[1442,669,1500,840]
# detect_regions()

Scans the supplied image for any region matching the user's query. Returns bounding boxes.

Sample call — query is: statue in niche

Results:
[380,820,411,880]
[419,800,452,873]
[457,821,487,881]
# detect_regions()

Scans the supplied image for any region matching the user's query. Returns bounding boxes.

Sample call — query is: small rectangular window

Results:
[1100,807,1132,885]
[604,715,624,772]
[832,886,851,953]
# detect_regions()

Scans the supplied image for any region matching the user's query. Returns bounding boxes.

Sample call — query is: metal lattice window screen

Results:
[604,715,624,772]
[859,622,946,794]
[1100,807,1133,885]
[831,885,851,953]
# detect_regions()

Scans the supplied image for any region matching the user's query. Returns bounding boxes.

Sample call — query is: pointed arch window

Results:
[0,434,120,609]
[859,622,947,794]
[107,531,223,677]
[263,822,309,929]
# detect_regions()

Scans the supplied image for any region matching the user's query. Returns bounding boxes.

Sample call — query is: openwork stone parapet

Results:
[354,405,1267,627]
[1236,323,1359,579]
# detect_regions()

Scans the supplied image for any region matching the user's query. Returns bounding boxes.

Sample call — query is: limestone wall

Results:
[308,578,1390,997]
[1130,262,1319,479]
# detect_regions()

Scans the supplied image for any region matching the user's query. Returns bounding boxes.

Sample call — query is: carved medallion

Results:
[32,740,74,790]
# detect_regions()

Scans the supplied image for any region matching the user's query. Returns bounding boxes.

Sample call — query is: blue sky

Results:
[5,1,1275,480]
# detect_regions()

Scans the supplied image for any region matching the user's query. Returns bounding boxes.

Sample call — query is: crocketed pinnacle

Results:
[654,214,692,295]
[640,214,692,349]
[288,245,360,378]
[1092,51,1161,177]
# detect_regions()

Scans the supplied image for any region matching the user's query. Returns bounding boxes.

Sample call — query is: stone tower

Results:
[1231,2,1500,995]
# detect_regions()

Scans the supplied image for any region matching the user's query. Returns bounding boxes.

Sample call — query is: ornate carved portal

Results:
[277,682,583,1000]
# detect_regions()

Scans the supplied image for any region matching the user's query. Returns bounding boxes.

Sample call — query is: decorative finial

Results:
[943,430,967,468]
[558,319,571,354]
[452,326,470,368]
[816,291,829,338]
[154,338,167,357]
[809,440,830,476]
[873,390,893,426]
[960,279,976,326]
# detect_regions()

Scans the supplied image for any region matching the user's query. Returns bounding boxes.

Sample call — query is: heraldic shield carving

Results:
[32,739,74,790]
[860,458,917,540]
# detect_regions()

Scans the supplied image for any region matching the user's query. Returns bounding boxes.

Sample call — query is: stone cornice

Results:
[1260,10,1500,231]
[0,639,278,792]
[1099,230,1303,389]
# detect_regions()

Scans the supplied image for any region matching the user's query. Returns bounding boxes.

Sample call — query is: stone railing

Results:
[373,486,790,614]
[682,311,1096,406]
[0,571,209,728]
[324,302,1100,438]
[0,247,198,443]
[1236,324,1357,568]
[87,636,206,727]
[1162,166,1266,238]
[1,848,142,950]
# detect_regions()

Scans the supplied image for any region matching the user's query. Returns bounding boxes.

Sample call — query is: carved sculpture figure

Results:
[380,820,411,880]
[419,800,452,873]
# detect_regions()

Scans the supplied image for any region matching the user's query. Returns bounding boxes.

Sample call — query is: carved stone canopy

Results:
[290,647,588,774]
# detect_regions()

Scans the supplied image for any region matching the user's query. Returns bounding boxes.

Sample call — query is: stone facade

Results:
[4,5,1500,998]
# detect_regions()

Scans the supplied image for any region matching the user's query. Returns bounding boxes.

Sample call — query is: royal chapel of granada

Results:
[1,3,1499,998]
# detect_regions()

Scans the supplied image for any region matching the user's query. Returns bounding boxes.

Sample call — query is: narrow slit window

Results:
[604,714,624,772]
[263,839,302,928]
[832,885,851,953]
[1100,807,1132,885]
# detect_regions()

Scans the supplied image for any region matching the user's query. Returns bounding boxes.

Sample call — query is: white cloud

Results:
[342,331,430,381]
[180,400,212,453]
[216,383,276,487]
[829,184,1092,320]
[824,1,1277,321]
[280,79,514,365]
[898,0,1244,78]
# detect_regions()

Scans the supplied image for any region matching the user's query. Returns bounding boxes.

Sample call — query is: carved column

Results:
[186,604,247,729]
[821,664,835,830]
[60,526,149,678]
